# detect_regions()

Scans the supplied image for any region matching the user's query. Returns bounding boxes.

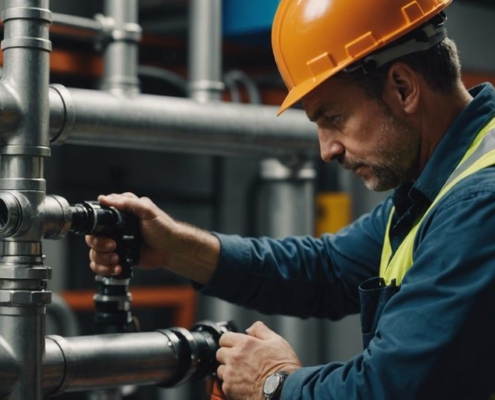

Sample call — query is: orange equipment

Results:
[271,0,453,114]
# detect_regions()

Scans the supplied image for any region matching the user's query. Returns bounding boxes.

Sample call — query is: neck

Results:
[416,82,473,175]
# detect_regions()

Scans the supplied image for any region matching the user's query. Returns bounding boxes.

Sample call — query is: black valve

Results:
[70,200,141,332]
[70,200,140,279]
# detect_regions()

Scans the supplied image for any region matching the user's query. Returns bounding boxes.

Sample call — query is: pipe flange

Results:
[0,289,51,306]
[156,327,199,387]
[0,192,21,238]
[0,266,51,280]
[49,84,75,145]
[94,14,142,44]
[1,7,52,24]
[42,195,73,239]
[0,145,51,157]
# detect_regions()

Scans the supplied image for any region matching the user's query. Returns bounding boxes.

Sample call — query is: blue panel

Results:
[223,0,279,46]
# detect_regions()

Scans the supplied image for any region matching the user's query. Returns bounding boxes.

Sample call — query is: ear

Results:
[383,62,420,115]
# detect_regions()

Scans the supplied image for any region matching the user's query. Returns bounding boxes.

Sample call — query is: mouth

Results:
[342,161,366,174]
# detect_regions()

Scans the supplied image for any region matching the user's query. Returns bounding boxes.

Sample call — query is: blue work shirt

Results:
[200,83,495,399]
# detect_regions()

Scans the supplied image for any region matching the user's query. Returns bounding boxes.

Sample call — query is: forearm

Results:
[165,221,220,285]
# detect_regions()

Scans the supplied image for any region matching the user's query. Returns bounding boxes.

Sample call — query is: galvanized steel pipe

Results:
[49,86,319,159]
[0,1,52,399]
[43,321,232,396]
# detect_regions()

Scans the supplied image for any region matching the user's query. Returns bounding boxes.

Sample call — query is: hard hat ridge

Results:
[344,12,448,75]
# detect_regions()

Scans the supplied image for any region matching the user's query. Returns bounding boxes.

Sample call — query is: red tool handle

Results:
[207,377,226,400]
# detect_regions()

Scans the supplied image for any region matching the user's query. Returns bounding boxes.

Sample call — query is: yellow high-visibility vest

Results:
[380,116,495,285]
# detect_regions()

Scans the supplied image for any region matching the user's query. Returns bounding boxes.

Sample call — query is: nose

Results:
[318,128,345,162]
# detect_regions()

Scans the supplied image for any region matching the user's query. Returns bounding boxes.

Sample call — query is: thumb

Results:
[246,321,277,340]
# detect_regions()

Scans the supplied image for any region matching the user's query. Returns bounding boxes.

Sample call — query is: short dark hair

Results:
[336,36,462,100]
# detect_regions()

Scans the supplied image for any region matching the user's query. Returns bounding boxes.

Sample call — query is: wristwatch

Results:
[263,371,289,400]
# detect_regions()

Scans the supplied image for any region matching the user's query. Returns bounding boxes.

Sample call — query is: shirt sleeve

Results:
[199,197,392,320]
[281,170,495,399]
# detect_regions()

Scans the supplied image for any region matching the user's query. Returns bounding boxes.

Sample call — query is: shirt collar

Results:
[394,82,495,208]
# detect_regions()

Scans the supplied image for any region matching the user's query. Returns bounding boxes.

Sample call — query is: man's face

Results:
[302,78,420,191]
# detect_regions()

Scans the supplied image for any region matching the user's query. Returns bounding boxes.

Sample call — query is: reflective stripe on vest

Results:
[380,117,495,285]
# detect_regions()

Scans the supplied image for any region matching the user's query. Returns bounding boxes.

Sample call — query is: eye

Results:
[325,115,341,126]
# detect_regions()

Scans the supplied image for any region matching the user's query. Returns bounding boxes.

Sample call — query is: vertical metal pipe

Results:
[257,158,322,366]
[0,0,52,399]
[99,0,141,96]
[188,0,224,102]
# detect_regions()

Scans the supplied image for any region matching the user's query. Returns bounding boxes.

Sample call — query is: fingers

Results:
[219,331,247,348]
[86,235,121,276]
[97,193,158,221]
[90,260,122,276]
[85,235,116,251]
[246,321,277,340]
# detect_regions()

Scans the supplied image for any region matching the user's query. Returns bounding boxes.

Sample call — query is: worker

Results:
[87,0,495,398]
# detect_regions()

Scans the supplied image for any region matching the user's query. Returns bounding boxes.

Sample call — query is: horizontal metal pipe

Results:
[49,86,319,159]
[43,321,231,395]
[44,331,183,394]
[51,12,101,34]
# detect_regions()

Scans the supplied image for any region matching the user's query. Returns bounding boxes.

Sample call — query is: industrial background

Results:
[0,0,493,399]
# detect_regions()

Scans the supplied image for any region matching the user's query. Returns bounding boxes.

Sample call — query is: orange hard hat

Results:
[272,0,453,115]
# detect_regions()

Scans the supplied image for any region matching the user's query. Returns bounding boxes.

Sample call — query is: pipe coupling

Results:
[42,195,72,239]
[0,191,30,238]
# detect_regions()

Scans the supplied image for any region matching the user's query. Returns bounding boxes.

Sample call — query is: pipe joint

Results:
[0,289,50,306]
[1,7,52,24]
[0,191,31,238]
[94,13,142,48]
[1,7,52,52]
[49,84,74,145]
[42,195,72,240]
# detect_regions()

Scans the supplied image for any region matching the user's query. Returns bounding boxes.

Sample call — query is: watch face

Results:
[264,374,281,396]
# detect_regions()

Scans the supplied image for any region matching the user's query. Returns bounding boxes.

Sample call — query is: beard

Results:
[341,104,419,192]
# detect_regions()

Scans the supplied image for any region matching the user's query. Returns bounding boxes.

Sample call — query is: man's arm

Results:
[87,192,220,285]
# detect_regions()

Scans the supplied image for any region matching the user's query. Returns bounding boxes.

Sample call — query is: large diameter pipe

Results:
[43,321,232,395]
[49,86,319,159]
[44,332,181,394]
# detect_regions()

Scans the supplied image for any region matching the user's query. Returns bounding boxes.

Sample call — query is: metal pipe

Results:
[51,12,101,34]
[0,1,52,399]
[43,321,233,396]
[48,86,318,159]
[257,158,322,367]
[188,0,224,102]
[100,0,141,96]
[44,332,181,394]
[47,293,80,337]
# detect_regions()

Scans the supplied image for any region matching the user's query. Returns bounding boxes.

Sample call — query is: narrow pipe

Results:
[49,86,318,159]
[100,0,141,96]
[188,0,224,102]
[52,12,101,33]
